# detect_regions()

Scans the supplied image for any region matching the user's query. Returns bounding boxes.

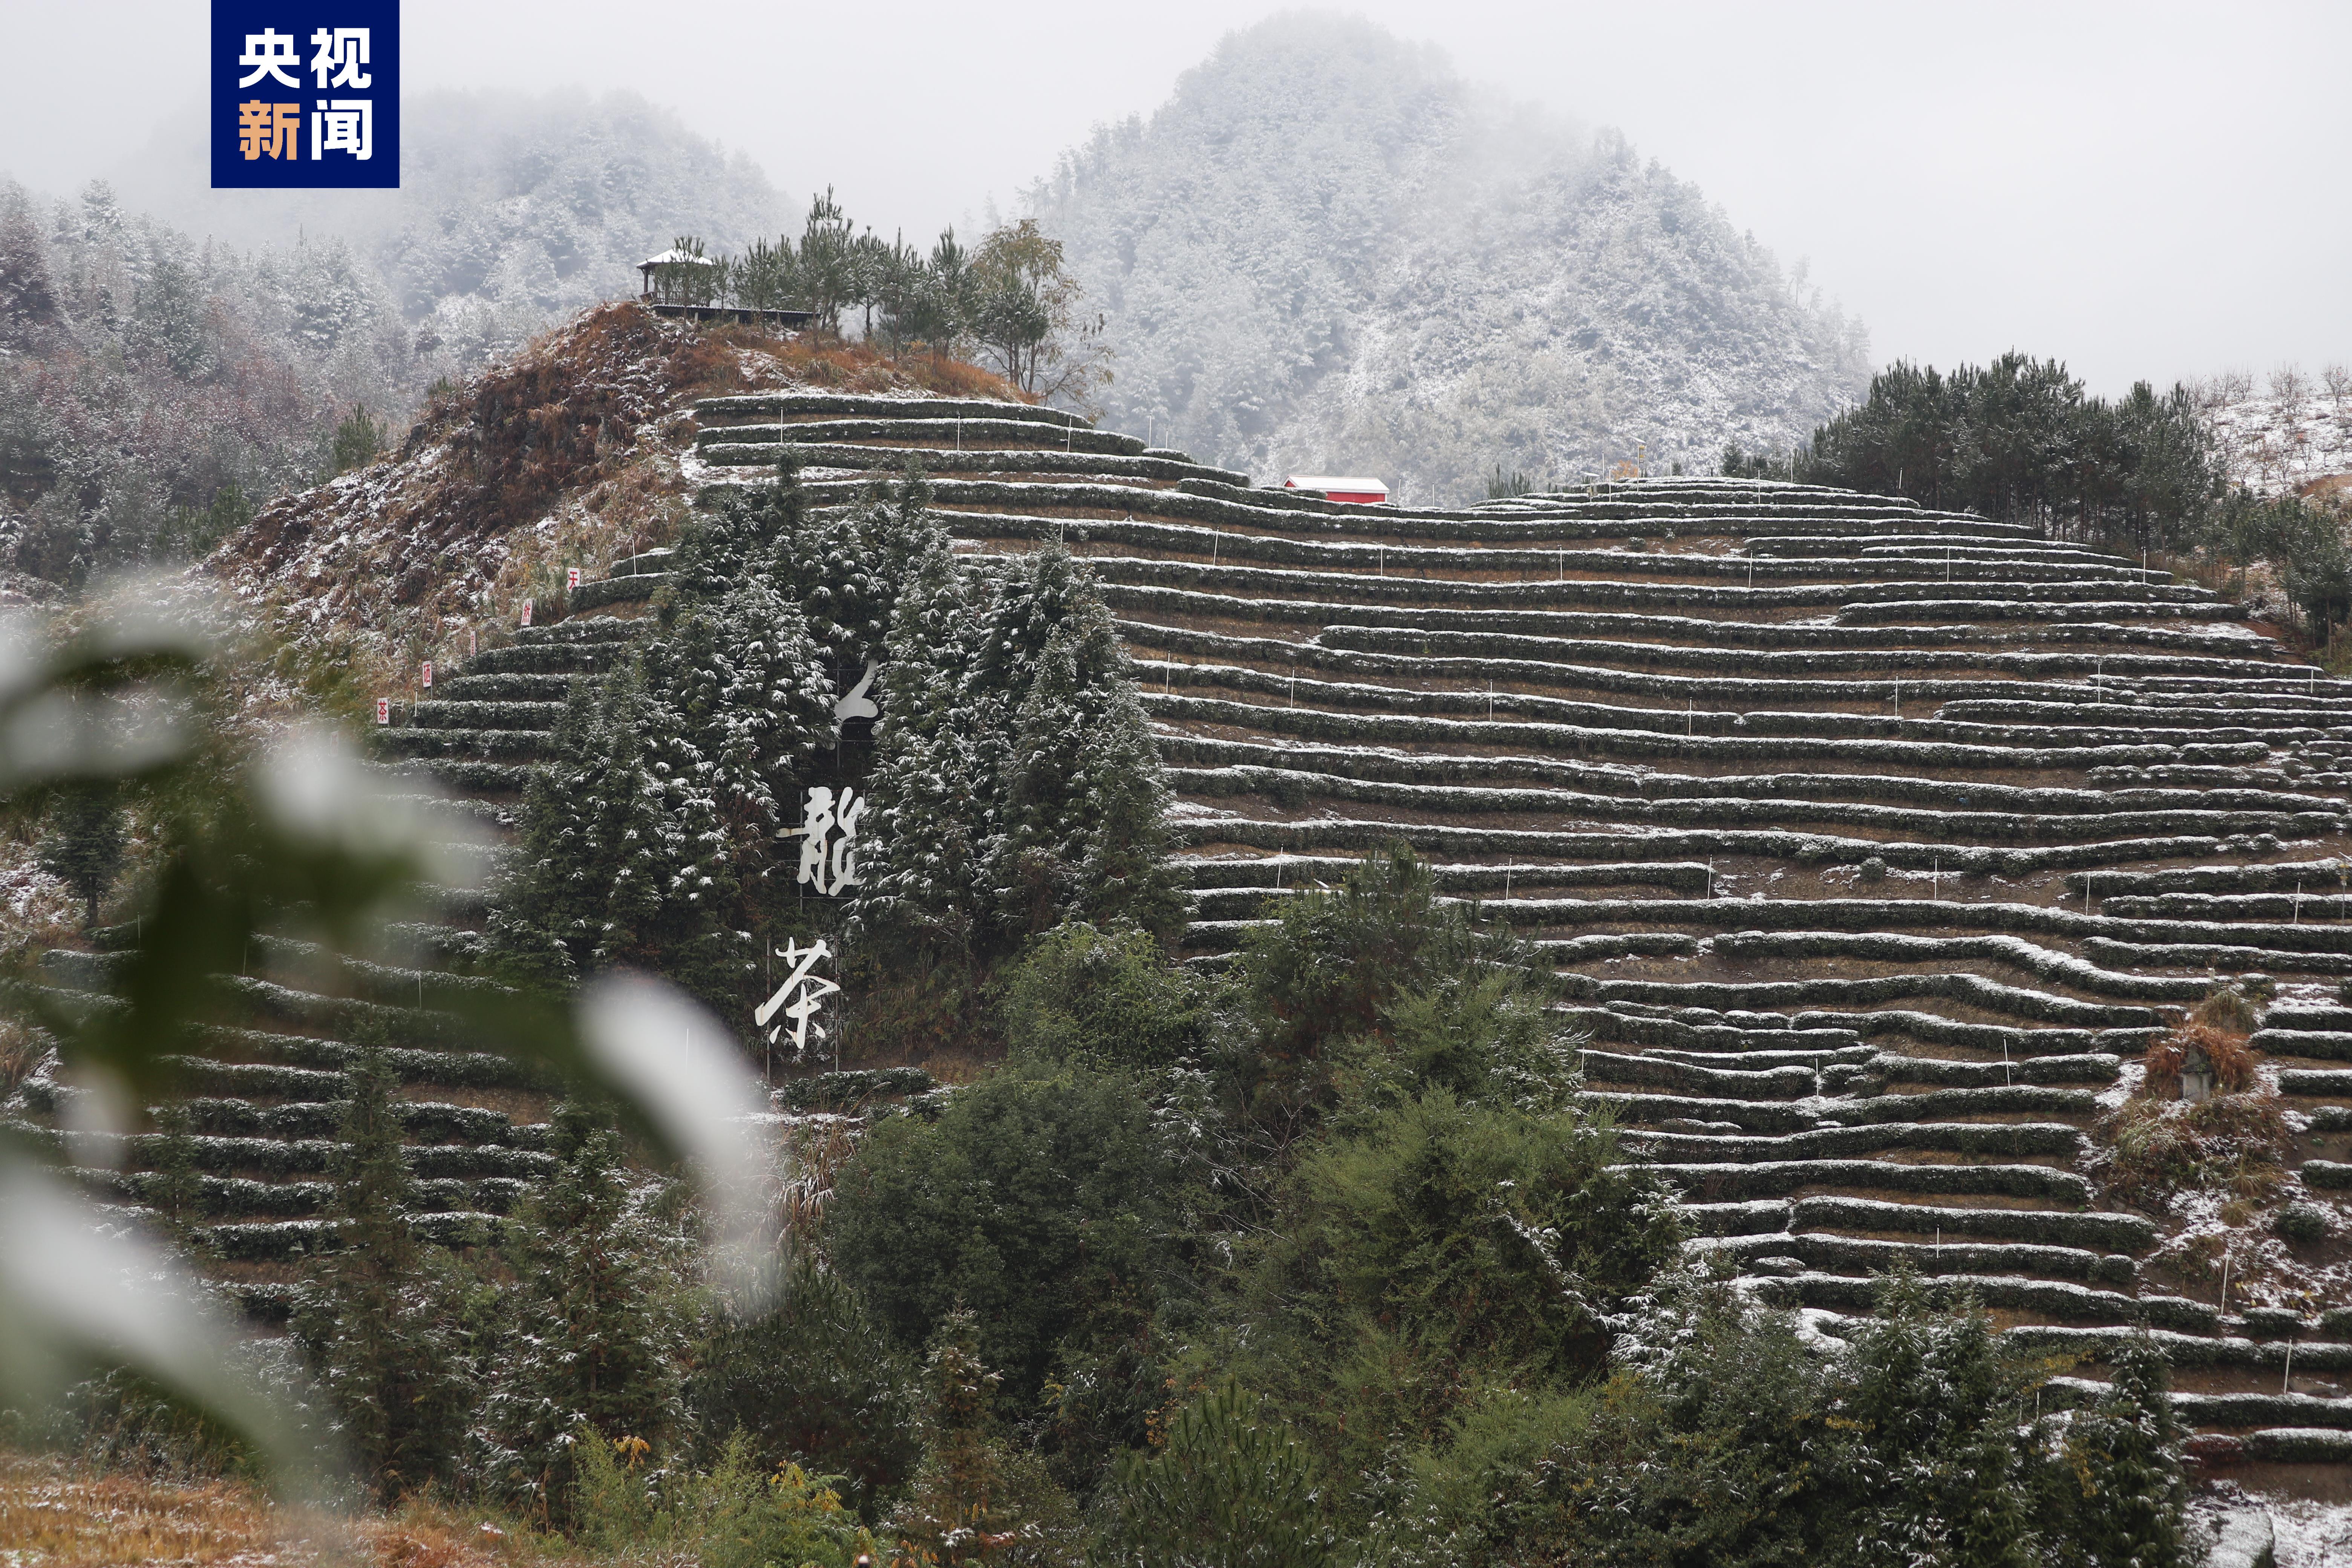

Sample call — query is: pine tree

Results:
[1006,591,1184,942]
[489,670,679,987]
[856,535,989,961]
[39,783,126,928]
[294,1046,473,1503]
[489,680,614,984]
[1101,1383,1334,1568]
[491,450,861,1015]
[481,1099,686,1521]
[0,191,64,354]
[884,1308,1081,1567]
[857,535,1183,964]
[2047,1332,2188,1568]
[994,625,1091,935]
[1835,1275,2038,1568]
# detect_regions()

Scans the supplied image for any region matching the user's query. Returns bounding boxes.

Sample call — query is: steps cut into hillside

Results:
[17,384,2352,1491]
[694,396,2352,1487]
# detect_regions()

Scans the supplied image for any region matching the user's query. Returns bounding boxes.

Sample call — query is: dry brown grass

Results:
[211,301,1035,706]
[733,334,1030,404]
[2141,1021,2263,1101]
[0,1450,591,1567]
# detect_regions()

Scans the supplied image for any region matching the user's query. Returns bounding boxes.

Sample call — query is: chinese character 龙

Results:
[314,99,373,161]
[238,100,302,161]
[794,785,867,897]
[309,27,371,89]
[237,29,302,89]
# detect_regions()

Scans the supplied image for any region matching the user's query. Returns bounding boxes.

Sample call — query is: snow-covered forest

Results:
[1027,14,1871,503]
[0,94,788,597]
[115,89,787,361]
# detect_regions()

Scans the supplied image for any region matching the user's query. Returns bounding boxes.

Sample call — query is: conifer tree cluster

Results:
[1545,1269,2190,1568]
[493,449,1187,1006]
[854,533,1186,967]
[292,1046,479,1504]
[479,1099,689,1521]
[1782,354,2222,553]
[488,455,934,1014]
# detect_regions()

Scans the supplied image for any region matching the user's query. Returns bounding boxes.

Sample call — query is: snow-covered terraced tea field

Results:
[701,392,2352,1488]
[16,389,2352,1493]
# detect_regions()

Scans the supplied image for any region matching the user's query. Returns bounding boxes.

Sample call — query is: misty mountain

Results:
[0,93,788,594]
[1029,15,1870,502]
[0,178,424,592]
[108,89,786,364]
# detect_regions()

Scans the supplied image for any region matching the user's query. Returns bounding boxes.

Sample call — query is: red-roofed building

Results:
[1283,475,1388,504]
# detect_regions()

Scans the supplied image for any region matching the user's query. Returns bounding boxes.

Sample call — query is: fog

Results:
[3,0,2346,393]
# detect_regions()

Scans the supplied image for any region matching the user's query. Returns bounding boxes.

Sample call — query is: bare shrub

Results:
[2093,1090,2293,1214]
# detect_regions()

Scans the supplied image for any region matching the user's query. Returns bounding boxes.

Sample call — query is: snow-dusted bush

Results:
[1542,1271,2187,1566]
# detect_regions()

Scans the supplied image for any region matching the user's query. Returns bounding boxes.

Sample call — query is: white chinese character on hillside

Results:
[309,27,371,89]
[794,784,866,897]
[755,937,839,1061]
[833,658,879,732]
[314,98,373,160]
[238,29,302,89]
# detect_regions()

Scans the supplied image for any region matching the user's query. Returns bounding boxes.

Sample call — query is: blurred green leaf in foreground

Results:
[0,582,776,1495]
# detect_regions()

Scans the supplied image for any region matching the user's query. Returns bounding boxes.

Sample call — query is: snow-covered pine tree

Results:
[1062,611,1187,942]
[673,448,811,602]
[489,680,620,984]
[858,535,1183,964]
[490,668,677,985]
[773,457,940,688]
[294,1046,475,1503]
[642,512,841,998]
[989,585,1184,942]
[2049,1332,2188,1568]
[493,459,848,1014]
[479,1099,688,1521]
[854,534,989,959]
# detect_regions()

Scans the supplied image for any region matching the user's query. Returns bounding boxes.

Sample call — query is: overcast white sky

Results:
[3,0,2345,395]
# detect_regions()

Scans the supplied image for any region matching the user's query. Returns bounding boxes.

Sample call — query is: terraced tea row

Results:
[13,391,2350,1477]
[689,402,2352,1467]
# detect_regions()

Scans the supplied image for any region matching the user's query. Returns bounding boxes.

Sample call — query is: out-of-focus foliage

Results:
[0,591,775,1493]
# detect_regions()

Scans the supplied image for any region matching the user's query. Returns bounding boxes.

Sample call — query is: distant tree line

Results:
[0,180,421,591]
[1721,352,2352,639]
[652,192,1111,409]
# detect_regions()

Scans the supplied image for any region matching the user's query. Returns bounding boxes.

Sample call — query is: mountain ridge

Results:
[1029,14,1869,502]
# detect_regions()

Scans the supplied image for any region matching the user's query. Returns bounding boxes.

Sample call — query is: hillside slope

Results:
[204,303,1019,702]
[2199,368,2352,501]
[1030,15,1869,502]
[21,309,2352,1499]
[691,404,2352,1494]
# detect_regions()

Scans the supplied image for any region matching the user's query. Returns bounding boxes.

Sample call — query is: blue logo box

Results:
[210,2,399,188]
